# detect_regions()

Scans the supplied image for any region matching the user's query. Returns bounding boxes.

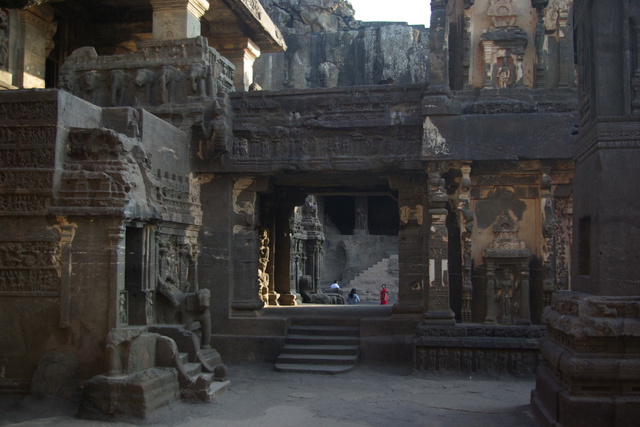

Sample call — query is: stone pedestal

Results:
[531,292,640,427]
[150,0,209,40]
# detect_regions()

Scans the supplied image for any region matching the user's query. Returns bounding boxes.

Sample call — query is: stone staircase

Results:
[275,319,360,374]
[348,255,399,302]
[79,326,230,419]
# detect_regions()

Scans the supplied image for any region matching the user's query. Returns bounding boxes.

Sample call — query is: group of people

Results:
[329,280,390,305]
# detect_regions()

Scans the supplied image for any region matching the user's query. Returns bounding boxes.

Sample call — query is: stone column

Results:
[423,166,455,325]
[556,8,574,88]
[389,176,425,317]
[58,222,76,329]
[150,0,209,40]
[108,224,126,329]
[14,5,57,88]
[457,163,474,323]
[274,202,294,305]
[429,0,449,88]
[230,178,264,316]
[215,37,261,92]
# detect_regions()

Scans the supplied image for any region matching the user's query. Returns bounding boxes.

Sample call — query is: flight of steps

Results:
[275,319,360,374]
[348,255,399,302]
[184,347,229,395]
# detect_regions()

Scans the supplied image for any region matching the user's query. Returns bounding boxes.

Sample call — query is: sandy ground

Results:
[0,362,536,427]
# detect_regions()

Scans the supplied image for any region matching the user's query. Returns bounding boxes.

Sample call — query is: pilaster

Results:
[423,165,455,325]
[150,0,209,40]
[14,5,57,88]
[389,175,426,317]
[214,36,261,91]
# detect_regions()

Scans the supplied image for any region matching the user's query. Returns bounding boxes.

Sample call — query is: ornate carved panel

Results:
[0,241,61,296]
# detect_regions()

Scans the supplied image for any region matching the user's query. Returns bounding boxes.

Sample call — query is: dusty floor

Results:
[0,362,536,427]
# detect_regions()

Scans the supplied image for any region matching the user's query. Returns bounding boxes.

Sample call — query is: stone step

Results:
[184,362,202,377]
[276,353,358,366]
[291,317,360,327]
[179,352,189,365]
[287,324,360,337]
[280,343,359,356]
[274,363,356,374]
[200,347,223,367]
[205,380,230,402]
[284,334,360,347]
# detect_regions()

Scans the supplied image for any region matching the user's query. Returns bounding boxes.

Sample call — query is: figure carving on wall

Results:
[134,68,156,105]
[494,268,518,323]
[188,63,209,97]
[159,65,182,104]
[82,71,101,104]
[496,57,515,88]
[109,70,129,107]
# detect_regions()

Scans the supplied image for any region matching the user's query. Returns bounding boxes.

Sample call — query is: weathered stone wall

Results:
[254,0,429,89]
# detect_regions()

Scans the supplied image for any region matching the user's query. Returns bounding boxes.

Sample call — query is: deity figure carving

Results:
[494,268,518,323]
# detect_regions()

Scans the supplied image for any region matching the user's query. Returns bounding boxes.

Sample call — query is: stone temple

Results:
[0,0,638,425]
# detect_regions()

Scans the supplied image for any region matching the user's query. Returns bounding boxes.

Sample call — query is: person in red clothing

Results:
[380,284,389,305]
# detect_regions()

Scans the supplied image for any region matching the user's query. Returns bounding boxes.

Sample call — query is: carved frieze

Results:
[0,241,61,295]
[0,101,57,121]
[59,36,235,107]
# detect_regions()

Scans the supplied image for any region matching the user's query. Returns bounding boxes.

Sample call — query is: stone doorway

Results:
[259,176,400,308]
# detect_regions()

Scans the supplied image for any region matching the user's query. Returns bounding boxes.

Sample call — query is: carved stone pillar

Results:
[230,178,264,316]
[389,176,425,317]
[214,37,261,92]
[457,163,474,323]
[540,169,555,307]
[150,0,209,40]
[108,224,126,329]
[423,166,455,325]
[274,201,295,305]
[429,0,449,87]
[14,5,57,88]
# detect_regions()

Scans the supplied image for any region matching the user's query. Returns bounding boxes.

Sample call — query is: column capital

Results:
[150,0,210,40]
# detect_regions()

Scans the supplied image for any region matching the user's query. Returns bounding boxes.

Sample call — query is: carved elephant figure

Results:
[82,71,102,104]
[110,69,129,107]
[188,63,209,97]
[159,65,183,104]
[133,68,156,105]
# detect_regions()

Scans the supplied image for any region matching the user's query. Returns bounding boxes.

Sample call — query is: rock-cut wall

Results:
[254,0,429,90]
